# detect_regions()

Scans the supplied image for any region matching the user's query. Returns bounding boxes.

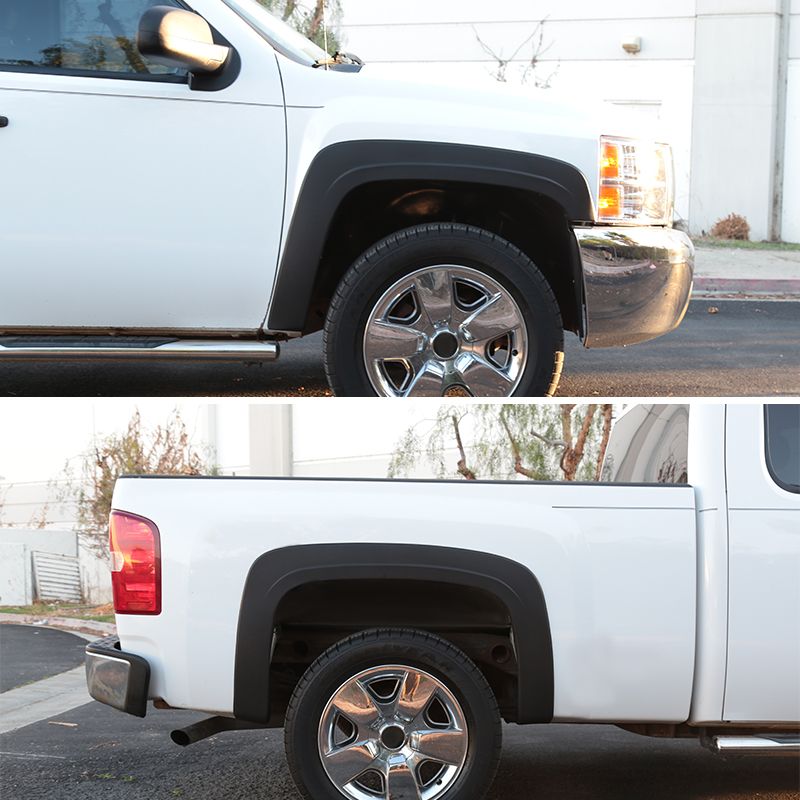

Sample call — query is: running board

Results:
[706,735,800,757]
[0,337,279,362]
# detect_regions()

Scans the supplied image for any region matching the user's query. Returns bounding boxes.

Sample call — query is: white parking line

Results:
[0,751,67,760]
[0,667,92,735]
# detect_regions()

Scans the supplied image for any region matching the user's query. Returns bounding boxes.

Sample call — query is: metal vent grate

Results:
[32,551,82,603]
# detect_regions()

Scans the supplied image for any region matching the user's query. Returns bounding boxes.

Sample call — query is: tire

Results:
[285,628,502,800]
[324,223,564,397]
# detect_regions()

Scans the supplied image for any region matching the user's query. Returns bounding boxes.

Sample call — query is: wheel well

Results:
[267,578,520,724]
[301,180,583,336]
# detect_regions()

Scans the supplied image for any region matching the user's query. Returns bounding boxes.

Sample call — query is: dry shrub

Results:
[710,213,750,241]
[72,410,217,556]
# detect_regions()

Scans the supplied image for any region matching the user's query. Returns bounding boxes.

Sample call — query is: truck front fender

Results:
[266,140,595,333]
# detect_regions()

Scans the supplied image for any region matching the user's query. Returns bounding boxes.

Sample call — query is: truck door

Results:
[0,0,285,332]
[724,404,800,722]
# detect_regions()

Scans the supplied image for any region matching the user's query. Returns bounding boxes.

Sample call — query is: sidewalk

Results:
[0,612,115,638]
[693,244,800,298]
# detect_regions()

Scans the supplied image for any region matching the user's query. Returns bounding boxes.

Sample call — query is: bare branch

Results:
[498,410,532,478]
[451,414,477,480]
[307,0,325,39]
[529,430,567,449]
[560,405,598,481]
[282,0,297,21]
[595,405,614,481]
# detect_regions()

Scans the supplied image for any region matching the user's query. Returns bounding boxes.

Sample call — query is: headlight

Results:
[597,136,674,225]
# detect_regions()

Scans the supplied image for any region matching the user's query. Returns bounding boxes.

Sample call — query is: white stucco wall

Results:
[339,0,696,220]
[782,2,800,242]
[0,542,32,605]
[338,0,797,241]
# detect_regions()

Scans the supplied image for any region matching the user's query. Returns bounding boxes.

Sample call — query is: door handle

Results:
[0,117,8,128]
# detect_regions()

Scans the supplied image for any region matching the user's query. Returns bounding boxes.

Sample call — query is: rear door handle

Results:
[0,117,8,128]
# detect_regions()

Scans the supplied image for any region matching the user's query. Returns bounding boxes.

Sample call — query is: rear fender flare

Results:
[233,543,554,725]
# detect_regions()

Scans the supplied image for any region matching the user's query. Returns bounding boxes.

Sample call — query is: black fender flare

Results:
[266,140,595,332]
[233,543,554,725]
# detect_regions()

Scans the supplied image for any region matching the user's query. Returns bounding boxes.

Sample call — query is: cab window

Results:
[0,0,187,79]
[601,404,689,484]
[765,405,800,494]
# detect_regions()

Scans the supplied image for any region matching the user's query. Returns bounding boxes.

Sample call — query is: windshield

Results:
[220,0,329,65]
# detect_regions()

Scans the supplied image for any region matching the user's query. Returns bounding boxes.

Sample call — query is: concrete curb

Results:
[0,613,115,638]
[693,277,800,297]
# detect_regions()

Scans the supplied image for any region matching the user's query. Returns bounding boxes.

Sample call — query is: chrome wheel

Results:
[363,266,528,397]
[317,665,469,800]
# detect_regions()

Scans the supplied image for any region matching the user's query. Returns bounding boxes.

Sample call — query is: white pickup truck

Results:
[0,0,694,397]
[85,403,799,800]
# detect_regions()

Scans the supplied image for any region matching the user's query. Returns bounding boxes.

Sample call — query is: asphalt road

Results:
[1,300,798,397]
[1,625,798,800]
[0,625,86,692]
[2,700,799,800]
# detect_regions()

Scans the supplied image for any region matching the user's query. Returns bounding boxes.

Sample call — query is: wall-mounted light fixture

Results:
[622,36,642,55]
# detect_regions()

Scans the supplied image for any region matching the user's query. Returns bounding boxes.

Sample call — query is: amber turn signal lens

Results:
[600,141,620,180]
[598,185,623,219]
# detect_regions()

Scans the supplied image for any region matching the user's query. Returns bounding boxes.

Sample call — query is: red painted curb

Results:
[694,277,800,295]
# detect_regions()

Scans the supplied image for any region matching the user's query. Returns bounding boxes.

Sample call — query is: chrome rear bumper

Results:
[85,636,150,718]
[576,226,694,348]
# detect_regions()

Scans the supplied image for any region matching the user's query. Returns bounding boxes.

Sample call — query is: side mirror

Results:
[137,6,231,74]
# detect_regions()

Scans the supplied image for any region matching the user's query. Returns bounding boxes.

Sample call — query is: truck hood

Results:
[281,60,660,200]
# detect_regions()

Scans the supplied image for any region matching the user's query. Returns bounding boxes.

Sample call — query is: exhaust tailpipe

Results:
[171,716,265,747]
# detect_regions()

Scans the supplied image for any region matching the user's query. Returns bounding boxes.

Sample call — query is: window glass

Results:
[0,0,186,77]
[765,405,800,494]
[601,404,689,484]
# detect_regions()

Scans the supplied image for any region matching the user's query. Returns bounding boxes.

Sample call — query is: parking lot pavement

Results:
[1,700,799,800]
[0,625,86,692]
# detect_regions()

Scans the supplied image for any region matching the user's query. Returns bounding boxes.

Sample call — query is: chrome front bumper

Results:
[576,226,694,349]
[85,636,150,718]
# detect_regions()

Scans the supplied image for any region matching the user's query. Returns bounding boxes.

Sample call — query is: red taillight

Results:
[109,511,161,615]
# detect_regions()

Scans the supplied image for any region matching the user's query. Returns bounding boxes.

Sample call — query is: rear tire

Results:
[285,628,502,800]
[323,223,564,397]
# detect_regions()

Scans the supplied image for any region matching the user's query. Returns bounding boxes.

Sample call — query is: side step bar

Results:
[706,735,800,757]
[0,338,279,362]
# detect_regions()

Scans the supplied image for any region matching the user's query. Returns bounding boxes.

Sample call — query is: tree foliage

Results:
[70,410,217,555]
[256,0,342,53]
[389,404,614,483]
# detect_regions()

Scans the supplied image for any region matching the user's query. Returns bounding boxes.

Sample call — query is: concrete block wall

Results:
[0,529,112,607]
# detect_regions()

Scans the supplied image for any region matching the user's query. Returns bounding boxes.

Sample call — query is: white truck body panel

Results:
[0,0,643,334]
[686,404,730,725]
[0,0,286,331]
[112,478,696,722]
[276,55,615,255]
[724,404,800,723]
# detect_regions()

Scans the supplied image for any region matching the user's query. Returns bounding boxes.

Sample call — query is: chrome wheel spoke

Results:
[403,361,445,398]
[396,670,439,722]
[365,321,426,363]
[363,265,528,397]
[386,762,422,800]
[414,270,454,329]
[462,292,520,343]
[412,729,467,767]
[319,664,468,800]
[323,741,379,788]
[460,355,514,396]
[332,680,381,729]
